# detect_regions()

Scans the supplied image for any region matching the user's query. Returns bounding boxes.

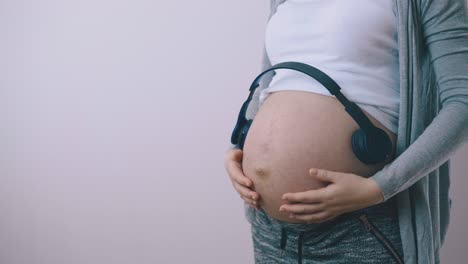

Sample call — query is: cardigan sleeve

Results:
[370,0,468,201]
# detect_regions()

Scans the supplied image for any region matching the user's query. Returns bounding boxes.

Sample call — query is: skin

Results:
[224,148,385,223]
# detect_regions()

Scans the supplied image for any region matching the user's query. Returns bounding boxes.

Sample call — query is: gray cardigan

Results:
[229,0,468,263]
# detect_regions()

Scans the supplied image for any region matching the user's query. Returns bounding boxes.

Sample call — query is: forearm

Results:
[371,102,468,201]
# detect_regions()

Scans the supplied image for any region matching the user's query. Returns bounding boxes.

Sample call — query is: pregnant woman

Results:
[224,0,468,263]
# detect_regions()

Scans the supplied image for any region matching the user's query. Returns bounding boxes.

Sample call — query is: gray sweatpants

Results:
[250,197,404,264]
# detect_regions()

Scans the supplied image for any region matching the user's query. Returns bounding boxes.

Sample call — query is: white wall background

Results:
[0,0,466,263]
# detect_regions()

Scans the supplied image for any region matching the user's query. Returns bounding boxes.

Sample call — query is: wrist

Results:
[365,177,385,206]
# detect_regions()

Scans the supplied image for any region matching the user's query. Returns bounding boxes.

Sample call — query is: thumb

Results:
[309,168,336,183]
[231,148,243,162]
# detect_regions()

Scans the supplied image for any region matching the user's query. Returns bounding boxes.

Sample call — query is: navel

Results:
[255,167,270,178]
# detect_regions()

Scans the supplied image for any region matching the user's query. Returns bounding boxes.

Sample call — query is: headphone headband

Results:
[250,61,377,132]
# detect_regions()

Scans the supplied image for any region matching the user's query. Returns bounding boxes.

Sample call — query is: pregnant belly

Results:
[241,90,397,223]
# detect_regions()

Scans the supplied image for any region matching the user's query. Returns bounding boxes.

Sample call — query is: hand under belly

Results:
[241,91,397,223]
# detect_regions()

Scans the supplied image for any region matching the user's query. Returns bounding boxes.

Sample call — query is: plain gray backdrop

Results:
[0,0,466,263]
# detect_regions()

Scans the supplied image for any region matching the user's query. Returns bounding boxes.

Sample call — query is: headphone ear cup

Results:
[351,128,369,163]
[351,128,392,164]
[237,120,253,150]
[231,117,246,145]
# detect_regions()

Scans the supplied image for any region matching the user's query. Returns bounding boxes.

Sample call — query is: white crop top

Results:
[259,0,400,134]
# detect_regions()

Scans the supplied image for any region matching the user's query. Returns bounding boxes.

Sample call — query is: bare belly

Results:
[241,90,397,223]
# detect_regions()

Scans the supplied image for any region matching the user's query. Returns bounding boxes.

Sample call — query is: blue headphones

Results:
[230,61,392,165]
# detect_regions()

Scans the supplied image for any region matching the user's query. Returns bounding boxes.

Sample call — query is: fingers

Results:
[282,188,329,203]
[279,202,325,214]
[233,181,259,201]
[241,194,260,210]
[225,152,254,189]
[224,149,261,208]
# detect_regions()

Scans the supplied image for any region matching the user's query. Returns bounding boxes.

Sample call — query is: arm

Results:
[370,0,468,201]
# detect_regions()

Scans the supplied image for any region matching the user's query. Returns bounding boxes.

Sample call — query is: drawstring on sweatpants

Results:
[279,227,305,264]
[279,227,287,257]
[298,231,304,264]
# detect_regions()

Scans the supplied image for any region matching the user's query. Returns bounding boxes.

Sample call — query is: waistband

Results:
[253,196,397,233]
